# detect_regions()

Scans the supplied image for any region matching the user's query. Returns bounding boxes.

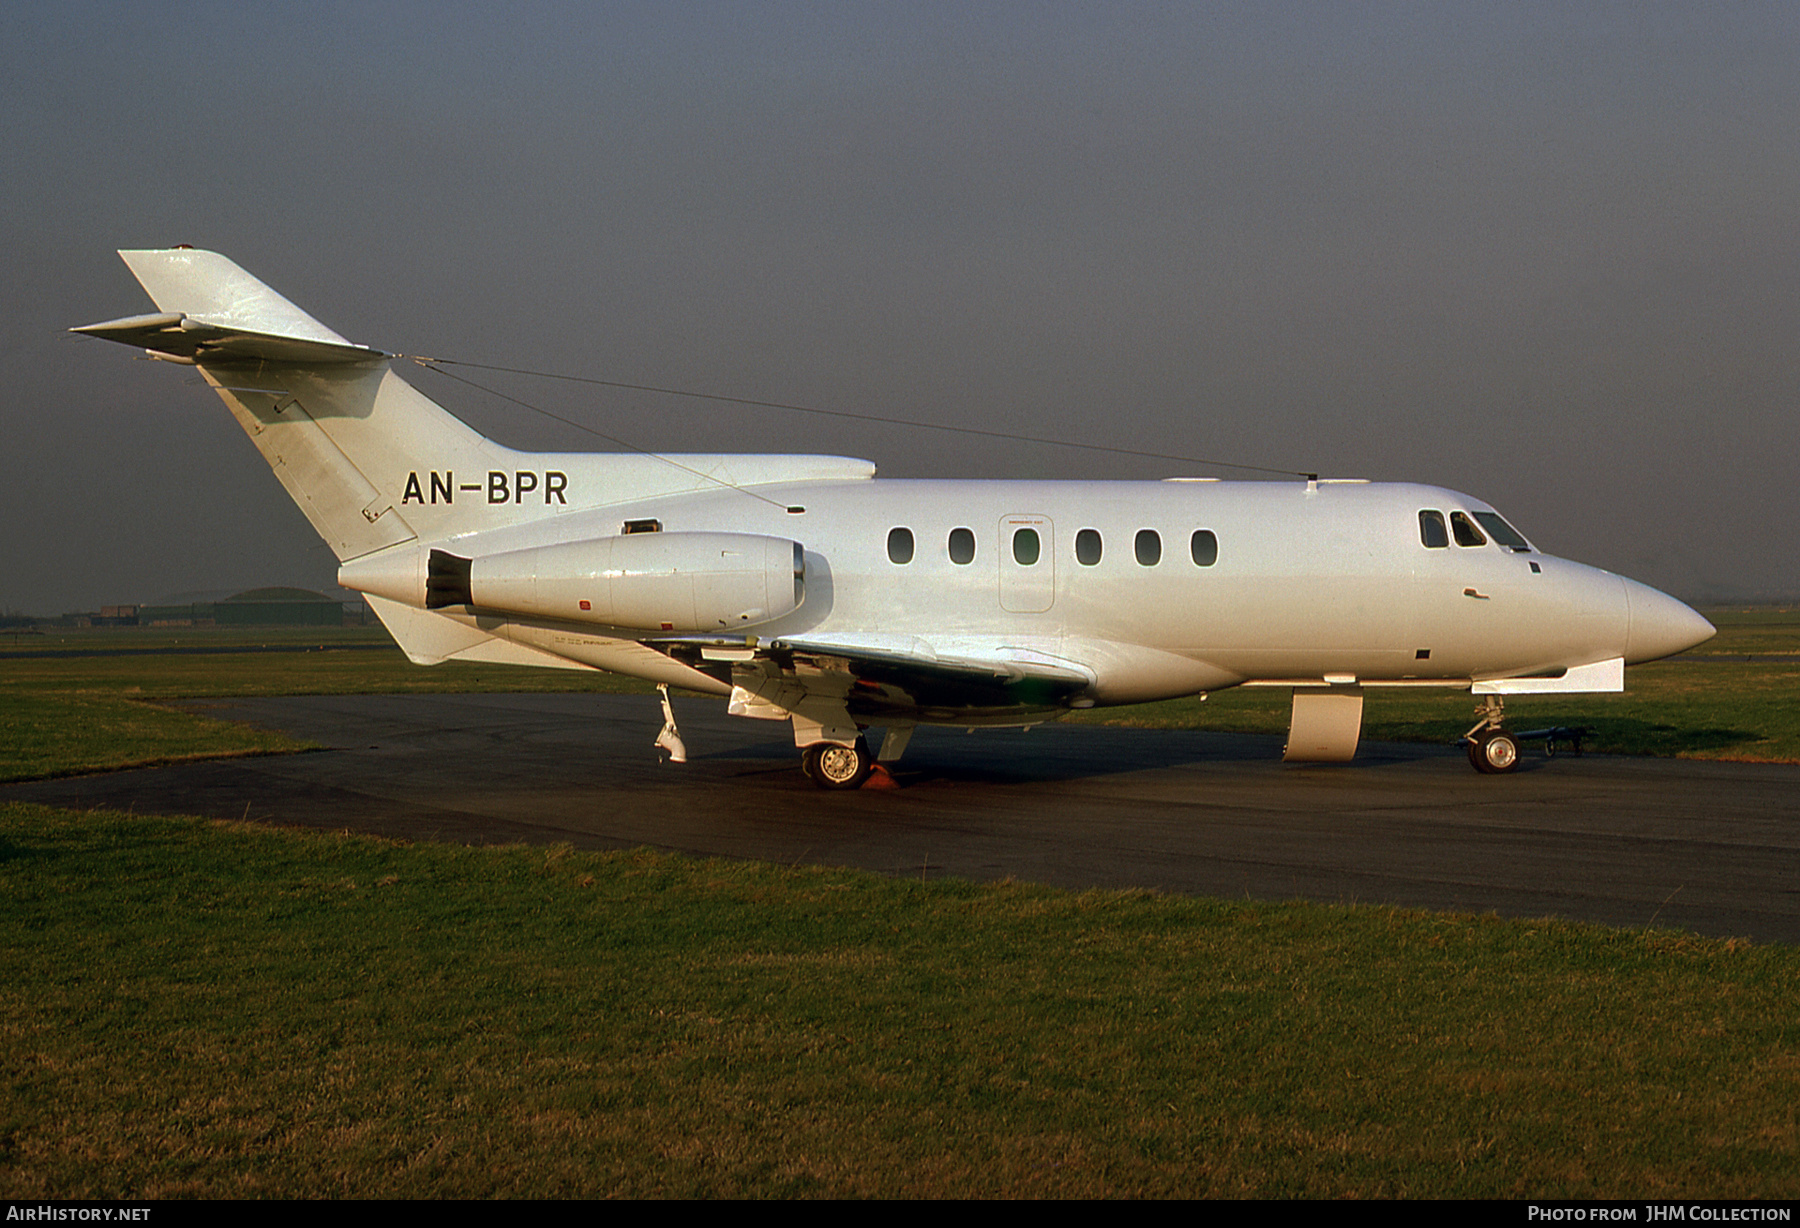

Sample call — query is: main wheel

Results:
[806,738,872,790]
[1468,730,1520,774]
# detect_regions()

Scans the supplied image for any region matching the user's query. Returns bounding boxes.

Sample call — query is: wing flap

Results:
[655,633,1094,720]
[774,635,1093,687]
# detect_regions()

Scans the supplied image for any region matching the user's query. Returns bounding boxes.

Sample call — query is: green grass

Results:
[4,616,1798,1195]
[3,802,1795,1198]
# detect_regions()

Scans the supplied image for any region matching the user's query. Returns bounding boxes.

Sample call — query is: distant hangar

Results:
[137,587,353,628]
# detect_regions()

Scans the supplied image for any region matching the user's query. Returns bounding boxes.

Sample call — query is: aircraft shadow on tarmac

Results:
[678,721,1486,790]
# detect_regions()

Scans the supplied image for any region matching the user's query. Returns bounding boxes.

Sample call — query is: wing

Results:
[653,633,1095,725]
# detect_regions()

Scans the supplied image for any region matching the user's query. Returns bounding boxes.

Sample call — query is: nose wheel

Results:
[1468,729,1520,773]
[801,737,873,789]
[1463,697,1520,774]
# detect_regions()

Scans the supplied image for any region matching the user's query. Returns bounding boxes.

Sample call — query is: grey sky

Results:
[4,2,1795,614]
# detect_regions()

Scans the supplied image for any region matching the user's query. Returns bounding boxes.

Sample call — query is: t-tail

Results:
[72,248,546,559]
[72,248,874,562]
[73,248,871,674]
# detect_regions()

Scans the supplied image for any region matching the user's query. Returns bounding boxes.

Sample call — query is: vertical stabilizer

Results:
[74,248,884,564]
[83,248,510,559]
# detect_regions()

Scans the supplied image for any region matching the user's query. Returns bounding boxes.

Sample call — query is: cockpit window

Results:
[1419,510,1449,548]
[1450,512,1487,547]
[1472,511,1532,552]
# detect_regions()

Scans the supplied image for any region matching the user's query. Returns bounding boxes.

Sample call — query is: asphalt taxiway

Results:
[6,692,1797,943]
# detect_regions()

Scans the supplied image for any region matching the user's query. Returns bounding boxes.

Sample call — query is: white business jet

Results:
[73,249,1715,787]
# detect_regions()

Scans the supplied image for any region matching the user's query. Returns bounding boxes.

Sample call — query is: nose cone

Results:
[1623,580,1715,664]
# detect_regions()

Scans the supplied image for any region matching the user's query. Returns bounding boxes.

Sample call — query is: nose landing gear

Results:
[1468,728,1520,773]
[1464,696,1518,774]
[1462,695,1595,772]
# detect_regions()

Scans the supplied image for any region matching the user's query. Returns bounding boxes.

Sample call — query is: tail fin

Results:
[74,249,884,565]
[74,248,499,561]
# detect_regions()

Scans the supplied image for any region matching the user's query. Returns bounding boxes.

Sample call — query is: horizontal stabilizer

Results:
[71,312,386,365]
[71,248,385,365]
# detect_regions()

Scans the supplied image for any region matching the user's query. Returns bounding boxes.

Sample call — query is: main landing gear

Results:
[801,737,873,790]
[1463,696,1518,774]
[653,684,687,764]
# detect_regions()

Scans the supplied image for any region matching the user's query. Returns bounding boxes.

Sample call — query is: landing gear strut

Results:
[654,684,687,764]
[801,737,873,790]
[1463,696,1519,774]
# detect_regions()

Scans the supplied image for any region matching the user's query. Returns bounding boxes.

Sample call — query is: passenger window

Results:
[1135,529,1161,566]
[1472,511,1531,552]
[1419,511,1448,548]
[1075,528,1102,566]
[948,527,975,565]
[1012,527,1041,566]
[1450,512,1487,548]
[1190,529,1217,567]
[886,527,914,564]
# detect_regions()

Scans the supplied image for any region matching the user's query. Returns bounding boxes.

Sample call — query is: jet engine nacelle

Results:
[450,531,805,632]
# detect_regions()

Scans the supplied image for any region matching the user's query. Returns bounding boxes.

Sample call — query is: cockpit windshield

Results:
[1472,511,1532,552]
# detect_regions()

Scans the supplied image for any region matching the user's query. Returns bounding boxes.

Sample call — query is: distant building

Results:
[137,603,214,627]
[139,587,351,627]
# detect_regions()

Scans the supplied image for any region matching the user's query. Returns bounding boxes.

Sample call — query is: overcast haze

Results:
[4,2,1796,615]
